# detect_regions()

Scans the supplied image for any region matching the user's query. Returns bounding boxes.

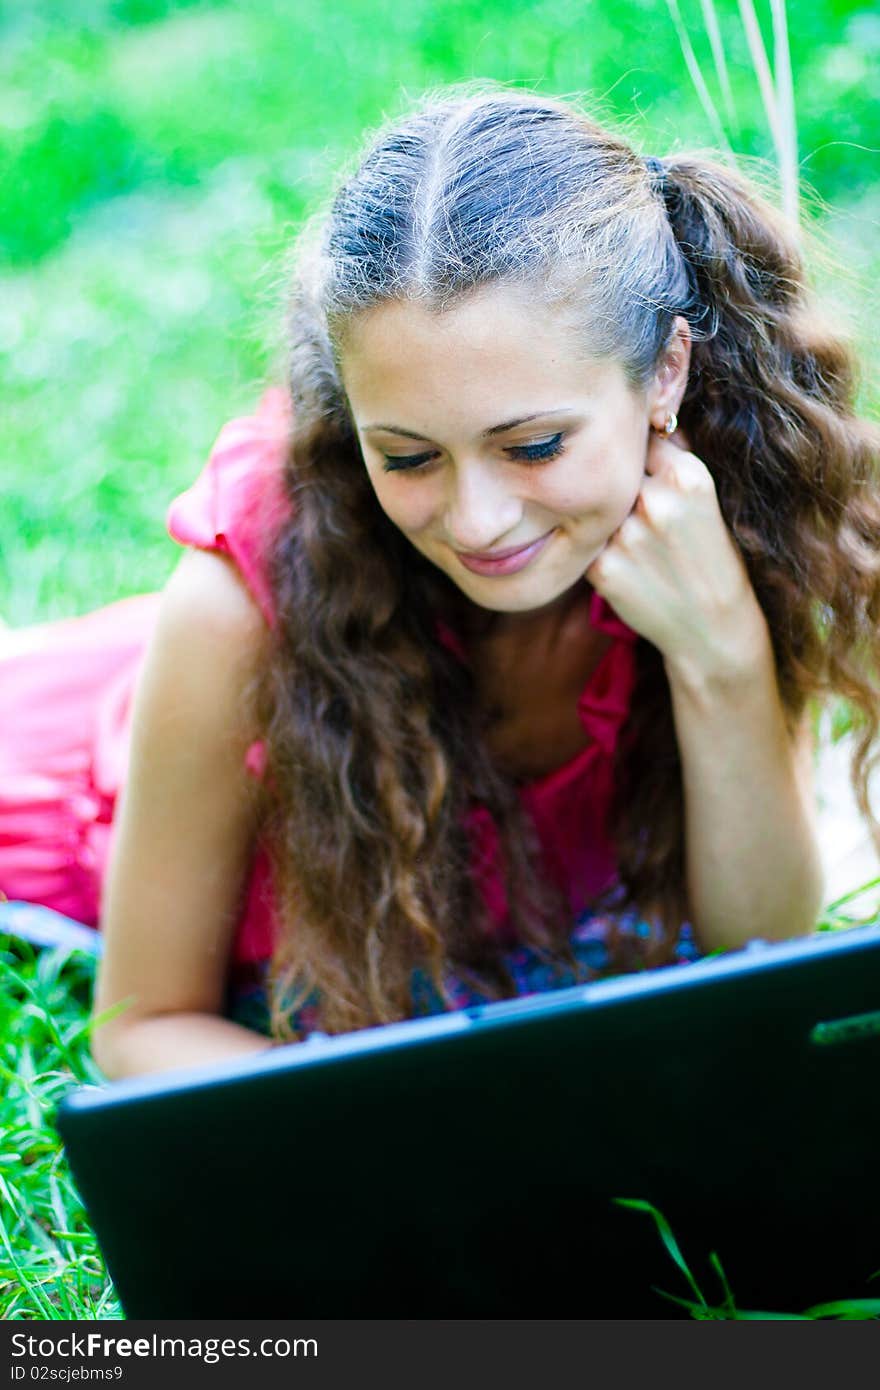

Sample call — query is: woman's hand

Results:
[585,428,769,684]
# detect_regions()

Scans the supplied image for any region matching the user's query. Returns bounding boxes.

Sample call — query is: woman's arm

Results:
[93,1012,274,1080]
[92,547,280,1080]
[584,425,826,953]
[665,617,825,953]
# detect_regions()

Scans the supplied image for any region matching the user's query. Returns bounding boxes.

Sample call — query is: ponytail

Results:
[594,154,880,956]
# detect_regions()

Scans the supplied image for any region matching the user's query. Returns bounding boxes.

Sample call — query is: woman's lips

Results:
[455,529,556,576]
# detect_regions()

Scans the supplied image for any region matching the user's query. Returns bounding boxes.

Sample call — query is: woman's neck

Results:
[459,578,593,653]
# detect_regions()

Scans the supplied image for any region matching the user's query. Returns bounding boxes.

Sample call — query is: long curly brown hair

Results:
[252,80,880,1040]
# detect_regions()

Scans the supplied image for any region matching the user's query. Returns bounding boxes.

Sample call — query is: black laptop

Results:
[54,924,880,1318]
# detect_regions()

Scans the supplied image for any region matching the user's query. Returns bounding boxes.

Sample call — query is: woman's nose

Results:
[443,463,522,553]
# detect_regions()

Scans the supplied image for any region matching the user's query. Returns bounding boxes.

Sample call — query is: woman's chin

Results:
[456,572,592,621]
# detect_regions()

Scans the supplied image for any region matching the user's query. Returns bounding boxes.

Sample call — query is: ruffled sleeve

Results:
[165,387,294,631]
[164,388,295,956]
[169,394,291,960]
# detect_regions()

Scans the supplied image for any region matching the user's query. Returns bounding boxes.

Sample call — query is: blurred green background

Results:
[1,0,878,625]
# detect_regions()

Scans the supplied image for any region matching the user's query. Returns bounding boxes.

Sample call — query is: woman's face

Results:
[340,285,683,619]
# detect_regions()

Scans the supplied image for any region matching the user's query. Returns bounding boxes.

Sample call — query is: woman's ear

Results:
[648,316,691,433]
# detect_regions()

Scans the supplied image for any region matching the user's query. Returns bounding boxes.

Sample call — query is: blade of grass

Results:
[730,1308,813,1319]
[16,1043,41,1132]
[699,0,738,133]
[737,0,784,159]
[709,1250,738,1315]
[769,0,799,224]
[0,1177,56,1319]
[614,1196,879,1320]
[820,875,880,916]
[613,1197,708,1309]
[664,0,735,156]
[48,1173,75,1265]
[651,1285,724,1317]
[802,1299,880,1318]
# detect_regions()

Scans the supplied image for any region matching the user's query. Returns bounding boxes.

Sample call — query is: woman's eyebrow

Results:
[362,408,579,440]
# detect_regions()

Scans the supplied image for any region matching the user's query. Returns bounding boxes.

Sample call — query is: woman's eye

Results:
[381,450,438,473]
[381,432,566,473]
[507,433,565,463]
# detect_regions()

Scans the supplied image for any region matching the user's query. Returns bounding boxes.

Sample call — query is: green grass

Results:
[0,937,121,1319]
[1,0,878,622]
[614,1198,880,1319]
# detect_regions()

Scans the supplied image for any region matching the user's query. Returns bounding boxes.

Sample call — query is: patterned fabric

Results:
[225,908,703,1040]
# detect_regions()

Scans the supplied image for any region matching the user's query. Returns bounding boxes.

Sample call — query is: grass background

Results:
[1,0,879,623]
[1,0,879,1320]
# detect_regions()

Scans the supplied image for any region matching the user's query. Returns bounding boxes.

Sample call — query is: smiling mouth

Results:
[455,529,555,562]
[453,529,557,577]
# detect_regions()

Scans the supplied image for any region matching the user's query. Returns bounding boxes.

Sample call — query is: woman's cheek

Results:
[375,484,436,536]
[593,460,645,527]
[538,471,613,525]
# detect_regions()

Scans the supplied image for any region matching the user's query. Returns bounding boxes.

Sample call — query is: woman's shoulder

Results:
[155,544,275,809]
[156,545,274,770]
[165,388,295,631]
[164,545,273,653]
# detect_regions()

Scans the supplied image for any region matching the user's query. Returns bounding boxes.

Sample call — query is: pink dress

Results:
[0,389,639,975]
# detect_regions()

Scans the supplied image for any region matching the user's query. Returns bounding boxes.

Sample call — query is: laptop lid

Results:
[55,924,880,1318]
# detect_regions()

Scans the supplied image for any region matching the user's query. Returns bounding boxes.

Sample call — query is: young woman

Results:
[2,83,879,1077]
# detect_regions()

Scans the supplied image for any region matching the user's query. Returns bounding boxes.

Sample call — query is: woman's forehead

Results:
[339,290,625,422]
[340,283,580,353]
